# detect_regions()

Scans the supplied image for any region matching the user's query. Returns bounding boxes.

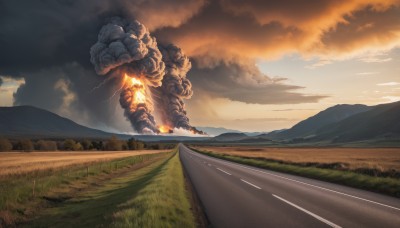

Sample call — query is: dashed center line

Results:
[188,151,400,211]
[217,168,232,175]
[240,179,261,189]
[273,194,341,228]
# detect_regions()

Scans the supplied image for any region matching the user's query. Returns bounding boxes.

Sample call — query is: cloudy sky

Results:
[1,0,399,133]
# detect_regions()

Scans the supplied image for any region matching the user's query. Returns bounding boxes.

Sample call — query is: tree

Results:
[63,139,83,151]
[127,138,144,150]
[17,139,34,152]
[36,140,57,151]
[81,139,93,150]
[73,142,83,151]
[63,139,77,151]
[105,136,122,151]
[0,138,12,151]
[91,140,103,150]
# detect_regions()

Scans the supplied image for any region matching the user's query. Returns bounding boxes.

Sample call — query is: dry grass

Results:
[0,150,169,178]
[194,146,400,172]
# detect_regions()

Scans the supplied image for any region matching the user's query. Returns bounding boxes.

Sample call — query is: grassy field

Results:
[191,146,400,197]
[193,146,400,177]
[0,150,169,178]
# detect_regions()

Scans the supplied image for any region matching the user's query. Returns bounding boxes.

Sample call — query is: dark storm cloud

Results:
[188,59,326,104]
[0,0,205,74]
[13,68,70,110]
[12,63,123,128]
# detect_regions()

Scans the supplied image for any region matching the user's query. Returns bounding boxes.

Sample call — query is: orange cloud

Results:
[155,0,400,62]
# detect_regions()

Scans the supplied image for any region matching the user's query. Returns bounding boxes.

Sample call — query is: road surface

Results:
[179,144,400,228]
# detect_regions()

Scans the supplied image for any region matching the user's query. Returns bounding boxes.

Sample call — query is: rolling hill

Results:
[210,101,400,144]
[267,104,372,140]
[314,101,400,142]
[0,106,131,139]
[212,132,248,141]
[0,106,209,141]
[196,127,242,136]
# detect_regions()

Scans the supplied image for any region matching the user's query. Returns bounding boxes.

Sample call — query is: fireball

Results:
[158,125,173,134]
[124,74,147,104]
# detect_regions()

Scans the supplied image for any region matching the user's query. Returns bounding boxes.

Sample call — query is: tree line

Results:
[0,136,175,152]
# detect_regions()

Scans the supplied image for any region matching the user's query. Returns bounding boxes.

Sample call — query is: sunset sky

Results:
[1,0,400,133]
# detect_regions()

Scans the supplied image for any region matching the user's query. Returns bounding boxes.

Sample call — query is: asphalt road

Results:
[179,144,400,228]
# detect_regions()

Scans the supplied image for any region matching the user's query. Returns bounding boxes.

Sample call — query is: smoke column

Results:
[90,17,164,134]
[154,44,205,134]
[90,17,203,135]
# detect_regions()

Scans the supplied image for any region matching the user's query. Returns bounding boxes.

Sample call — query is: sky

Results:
[0,0,400,133]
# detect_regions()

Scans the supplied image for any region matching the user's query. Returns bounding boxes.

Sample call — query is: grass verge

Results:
[111,150,196,228]
[191,147,400,198]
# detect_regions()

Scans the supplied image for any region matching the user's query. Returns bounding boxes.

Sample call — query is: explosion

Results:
[123,74,146,104]
[158,125,173,134]
[90,17,205,135]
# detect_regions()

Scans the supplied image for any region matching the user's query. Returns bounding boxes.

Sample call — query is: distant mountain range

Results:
[0,106,208,141]
[196,127,269,137]
[2,101,400,144]
[0,106,124,139]
[211,132,272,143]
[267,104,372,140]
[196,127,242,136]
[212,101,400,144]
[313,101,400,142]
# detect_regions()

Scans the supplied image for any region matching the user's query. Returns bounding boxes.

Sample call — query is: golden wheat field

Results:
[0,150,169,177]
[195,146,400,171]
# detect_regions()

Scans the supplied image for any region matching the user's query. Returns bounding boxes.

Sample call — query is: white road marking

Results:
[240,179,261,189]
[217,168,232,175]
[273,194,341,228]
[186,150,400,211]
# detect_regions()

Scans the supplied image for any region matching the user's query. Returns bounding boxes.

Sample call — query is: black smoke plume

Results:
[90,17,164,134]
[153,44,205,134]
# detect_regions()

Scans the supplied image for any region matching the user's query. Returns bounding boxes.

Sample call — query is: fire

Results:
[124,74,146,104]
[129,77,143,86]
[158,125,172,134]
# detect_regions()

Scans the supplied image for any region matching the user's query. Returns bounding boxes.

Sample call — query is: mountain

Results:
[0,106,132,139]
[196,127,270,137]
[267,104,372,140]
[196,127,242,136]
[314,101,400,142]
[0,106,210,141]
[212,132,248,141]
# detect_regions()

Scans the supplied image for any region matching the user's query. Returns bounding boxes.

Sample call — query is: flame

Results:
[158,125,172,134]
[124,73,146,104]
[130,77,143,86]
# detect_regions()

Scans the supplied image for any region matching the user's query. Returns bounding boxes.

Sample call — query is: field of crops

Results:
[0,150,169,178]
[194,146,400,172]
